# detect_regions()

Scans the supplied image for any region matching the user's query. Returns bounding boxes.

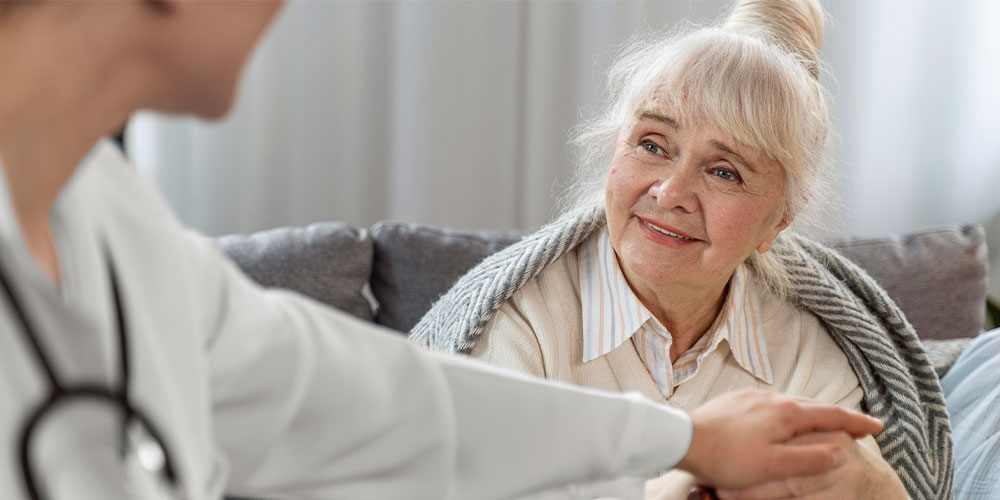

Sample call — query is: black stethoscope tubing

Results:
[0,250,181,499]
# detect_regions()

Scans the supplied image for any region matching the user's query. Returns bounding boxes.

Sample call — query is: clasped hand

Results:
[714,432,908,500]
[663,390,905,500]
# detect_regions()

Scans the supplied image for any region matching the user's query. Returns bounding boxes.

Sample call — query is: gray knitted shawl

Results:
[412,205,954,500]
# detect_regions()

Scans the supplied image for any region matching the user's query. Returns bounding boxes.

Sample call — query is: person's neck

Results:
[0,7,151,283]
[622,267,731,363]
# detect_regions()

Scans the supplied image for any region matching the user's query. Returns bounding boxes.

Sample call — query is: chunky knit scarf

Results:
[412,205,954,500]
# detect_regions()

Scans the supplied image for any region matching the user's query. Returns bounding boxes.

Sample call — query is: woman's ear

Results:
[756,216,792,254]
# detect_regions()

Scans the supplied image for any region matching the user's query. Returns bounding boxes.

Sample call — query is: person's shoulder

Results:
[755,274,860,402]
[757,284,838,353]
[71,140,183,230]
[480,246,582,335]
[68,140,227,285]
[506,246,581,311]
[474,248,587,378]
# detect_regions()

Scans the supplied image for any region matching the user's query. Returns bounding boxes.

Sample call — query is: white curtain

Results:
[127,0,1000,240]
[827,0,1000,235]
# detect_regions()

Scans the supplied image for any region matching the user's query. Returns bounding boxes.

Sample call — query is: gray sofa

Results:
[215,220,987,373]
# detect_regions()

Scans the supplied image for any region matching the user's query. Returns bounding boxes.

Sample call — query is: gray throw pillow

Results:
[370,222,525,332]
[214,222,374,321]
[828,224,987,340]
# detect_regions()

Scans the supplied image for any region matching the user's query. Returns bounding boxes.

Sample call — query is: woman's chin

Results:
[618,246,691,288]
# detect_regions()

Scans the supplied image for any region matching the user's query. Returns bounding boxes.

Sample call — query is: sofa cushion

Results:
[922,338,974,378]
[828,224,987,340]
[370,222,524,332]
[214,222,374,321]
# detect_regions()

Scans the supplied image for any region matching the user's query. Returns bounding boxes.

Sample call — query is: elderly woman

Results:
[413,0,952,499]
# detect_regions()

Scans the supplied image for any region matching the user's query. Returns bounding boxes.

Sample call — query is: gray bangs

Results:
[626,29,827,215]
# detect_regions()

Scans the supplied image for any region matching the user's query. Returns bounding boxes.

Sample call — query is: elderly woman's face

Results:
[605,107,788,294]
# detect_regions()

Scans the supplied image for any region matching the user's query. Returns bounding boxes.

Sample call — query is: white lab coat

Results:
[0,141,691,499]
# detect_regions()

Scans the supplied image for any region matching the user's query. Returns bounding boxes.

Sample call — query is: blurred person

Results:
[0,1,886,500]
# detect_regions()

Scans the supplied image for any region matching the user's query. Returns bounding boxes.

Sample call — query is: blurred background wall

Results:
[126,0,1000,291]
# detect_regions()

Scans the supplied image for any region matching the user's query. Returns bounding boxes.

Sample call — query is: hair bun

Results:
[722,0,824,79]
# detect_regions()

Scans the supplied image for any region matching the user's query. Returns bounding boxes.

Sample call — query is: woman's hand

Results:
[677,390,884,489]
[714,432,908,500]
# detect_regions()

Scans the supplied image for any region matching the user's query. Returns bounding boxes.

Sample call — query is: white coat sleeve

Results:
[189,233,692,500]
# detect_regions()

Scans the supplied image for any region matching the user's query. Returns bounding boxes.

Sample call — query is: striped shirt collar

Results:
[578,228,773,387]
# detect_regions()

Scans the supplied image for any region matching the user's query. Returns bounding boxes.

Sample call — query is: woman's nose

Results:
[648,165,699,213]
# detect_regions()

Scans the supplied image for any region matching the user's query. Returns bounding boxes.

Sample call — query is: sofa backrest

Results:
[828,225,987,340]
[215,222,988,341]
[369,221,524,332]
[215,222,375,321]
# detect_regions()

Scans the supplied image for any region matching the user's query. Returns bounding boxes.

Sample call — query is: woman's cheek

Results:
[712,204,765,252]
[609,162,648,198]
[605,165,629,205]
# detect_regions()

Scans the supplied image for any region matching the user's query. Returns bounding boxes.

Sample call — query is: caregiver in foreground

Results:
[0,1,882,499]
[413,0,954,499]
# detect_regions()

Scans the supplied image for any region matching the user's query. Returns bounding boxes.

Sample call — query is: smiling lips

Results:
[638,217,701,243]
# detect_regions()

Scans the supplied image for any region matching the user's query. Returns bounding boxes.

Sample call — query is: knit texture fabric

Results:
[411,205,955,500]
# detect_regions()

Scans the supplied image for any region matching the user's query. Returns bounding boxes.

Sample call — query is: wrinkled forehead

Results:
[629,85,794,183]
[628,85,762,155]
[617,36,805,171]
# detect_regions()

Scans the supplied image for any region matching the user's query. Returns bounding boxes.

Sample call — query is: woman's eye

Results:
[713,168,739,182]
[641,141,665,156]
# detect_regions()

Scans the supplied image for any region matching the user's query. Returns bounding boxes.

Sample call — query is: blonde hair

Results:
[563,0,832,298]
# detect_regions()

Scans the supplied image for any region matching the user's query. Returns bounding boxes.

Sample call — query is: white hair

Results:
[561,0,838,299]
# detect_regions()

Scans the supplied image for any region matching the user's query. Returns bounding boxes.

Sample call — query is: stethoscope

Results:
[0,251,183,499]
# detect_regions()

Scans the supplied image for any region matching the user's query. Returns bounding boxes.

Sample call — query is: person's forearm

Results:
[430,352,691,500]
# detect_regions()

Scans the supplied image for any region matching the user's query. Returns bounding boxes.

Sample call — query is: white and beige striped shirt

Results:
[578,229,773,398]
